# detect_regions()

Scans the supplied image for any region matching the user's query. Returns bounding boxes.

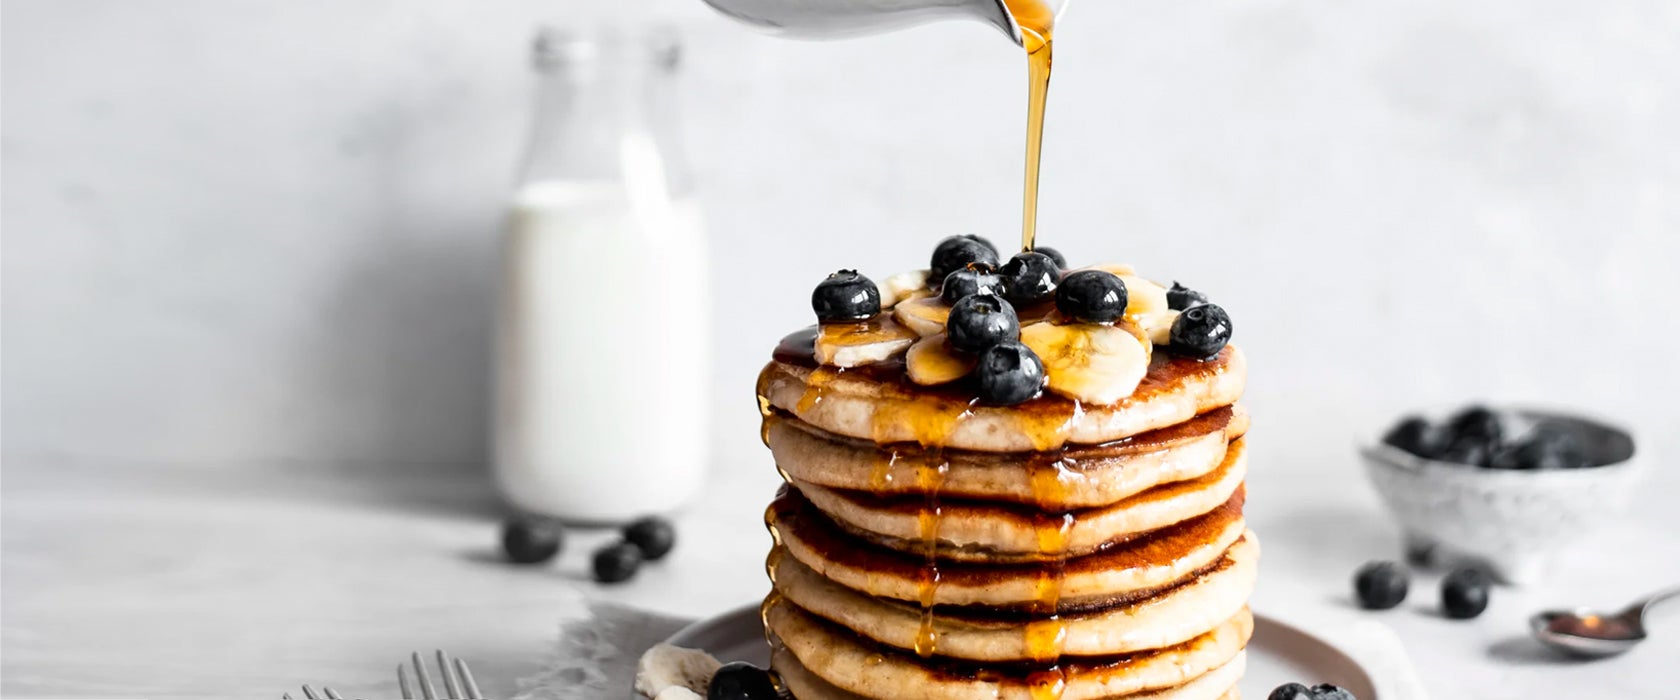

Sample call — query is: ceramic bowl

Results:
[1360,409,1640,585]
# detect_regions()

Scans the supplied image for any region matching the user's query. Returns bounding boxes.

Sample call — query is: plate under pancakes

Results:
[768,486,1248,609]
[765,596,1254,700]
[766,405,1248,510]
[759,328,1247,452]
[770,534,1260,662]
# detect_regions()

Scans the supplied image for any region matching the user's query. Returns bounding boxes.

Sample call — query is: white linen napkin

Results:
[513,602,693,700]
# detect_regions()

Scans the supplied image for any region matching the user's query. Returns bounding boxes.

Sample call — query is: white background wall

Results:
[5,0,1679,484]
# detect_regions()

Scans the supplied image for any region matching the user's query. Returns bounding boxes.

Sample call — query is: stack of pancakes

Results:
[756,327,1255,700]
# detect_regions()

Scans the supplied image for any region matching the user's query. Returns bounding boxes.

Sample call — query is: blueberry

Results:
[1309,684,1357,700]
[1441,567,1491,619]
[947,294,1020,353]
[1033,246,1068,269]
[1167,281,1210,311]
[1353,561,1409,610]
[708,662,780,700]
[1267,683,1313,700]
[624,516,676,561]
[1490,424,1588,470]
[1446,405,1504,446]
[1000,252,1061,306]
[930,235,1001,281]
[1167,303,1233,359]
[1055,270,1128,323]
[811,270,881,323]
[501,517,562,565]
[592,541,643,584]
[976,342,1046,406]
[941,264,1005,304]
[1438,437,1492,467]
[1382,416,1448,459]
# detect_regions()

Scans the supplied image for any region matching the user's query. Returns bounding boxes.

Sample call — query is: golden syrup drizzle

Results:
[1024,450,1074,698]
[912,450,949,659]
[1002,0,1056,251]
[869,448,898,492]
[765,546,784,585]
[797,366,841,414]
[871,397,968,660]
[760,591,784,644]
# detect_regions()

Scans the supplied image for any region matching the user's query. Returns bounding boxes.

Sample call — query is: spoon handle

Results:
[1626,585,1680,623]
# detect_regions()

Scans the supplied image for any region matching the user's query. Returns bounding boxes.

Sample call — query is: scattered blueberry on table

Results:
[1441,567,1491,619]
[708,661,781,700]
[811,270,881,322]
[625,515,677,561]
[592,541,644,584]
[1353,561,1409,610]
[501,517,563,565]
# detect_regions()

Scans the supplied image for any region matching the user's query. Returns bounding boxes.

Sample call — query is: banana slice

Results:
[815,316,918,368]
[1141,309,1180,346]
[891,297,951,337]
[1080,263,1136,277]
[1119,275,1170,321]
[906,334,977,386]
[878,270,933,309]
[1020,321,1150,404]
[634,644,722,699]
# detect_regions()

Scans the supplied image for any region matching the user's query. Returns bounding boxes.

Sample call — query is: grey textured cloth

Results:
[513,602,693,700]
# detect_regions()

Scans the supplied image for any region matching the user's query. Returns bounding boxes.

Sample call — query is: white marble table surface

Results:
[4,446,1677,700]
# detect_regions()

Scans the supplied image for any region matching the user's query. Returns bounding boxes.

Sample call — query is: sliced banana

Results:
[1020,321,1150,404]
[634,644,722,699]
[1119,275,1170,321]
[814,316,918,368]
[906,334,977,386]
[1080,263,1136,277]
[891,297,951,337]
[878,269,933,309]
[1141,309,1181,346]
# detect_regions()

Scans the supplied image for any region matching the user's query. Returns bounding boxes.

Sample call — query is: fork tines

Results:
[399,649,483,700]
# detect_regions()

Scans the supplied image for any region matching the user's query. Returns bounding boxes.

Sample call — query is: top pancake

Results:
[759,328,1247,452]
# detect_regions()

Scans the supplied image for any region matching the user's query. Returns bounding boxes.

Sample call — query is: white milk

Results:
[494,181,710,522]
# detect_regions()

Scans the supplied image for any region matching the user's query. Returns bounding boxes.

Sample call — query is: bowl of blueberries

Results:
[1361,405,1640,585]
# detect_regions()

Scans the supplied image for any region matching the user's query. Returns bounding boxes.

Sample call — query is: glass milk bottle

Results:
[495,26,709,523]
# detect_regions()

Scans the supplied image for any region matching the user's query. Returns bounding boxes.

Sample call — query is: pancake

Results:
[773,645,1244,700]
[769,534,1260,662]
[758,329,1247,452]
[765,596,1253,700]
[795,439,1247,559]
[769,487,1248,610]
[767,406,1249,509]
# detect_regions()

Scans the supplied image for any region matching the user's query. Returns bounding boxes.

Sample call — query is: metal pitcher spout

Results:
[701,0,1026,46]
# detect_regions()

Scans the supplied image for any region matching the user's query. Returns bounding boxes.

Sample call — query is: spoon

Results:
[1530,585,1680,658]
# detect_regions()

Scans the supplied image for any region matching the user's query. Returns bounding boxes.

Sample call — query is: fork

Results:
[282,686,352,700]
[399,649,484,700]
